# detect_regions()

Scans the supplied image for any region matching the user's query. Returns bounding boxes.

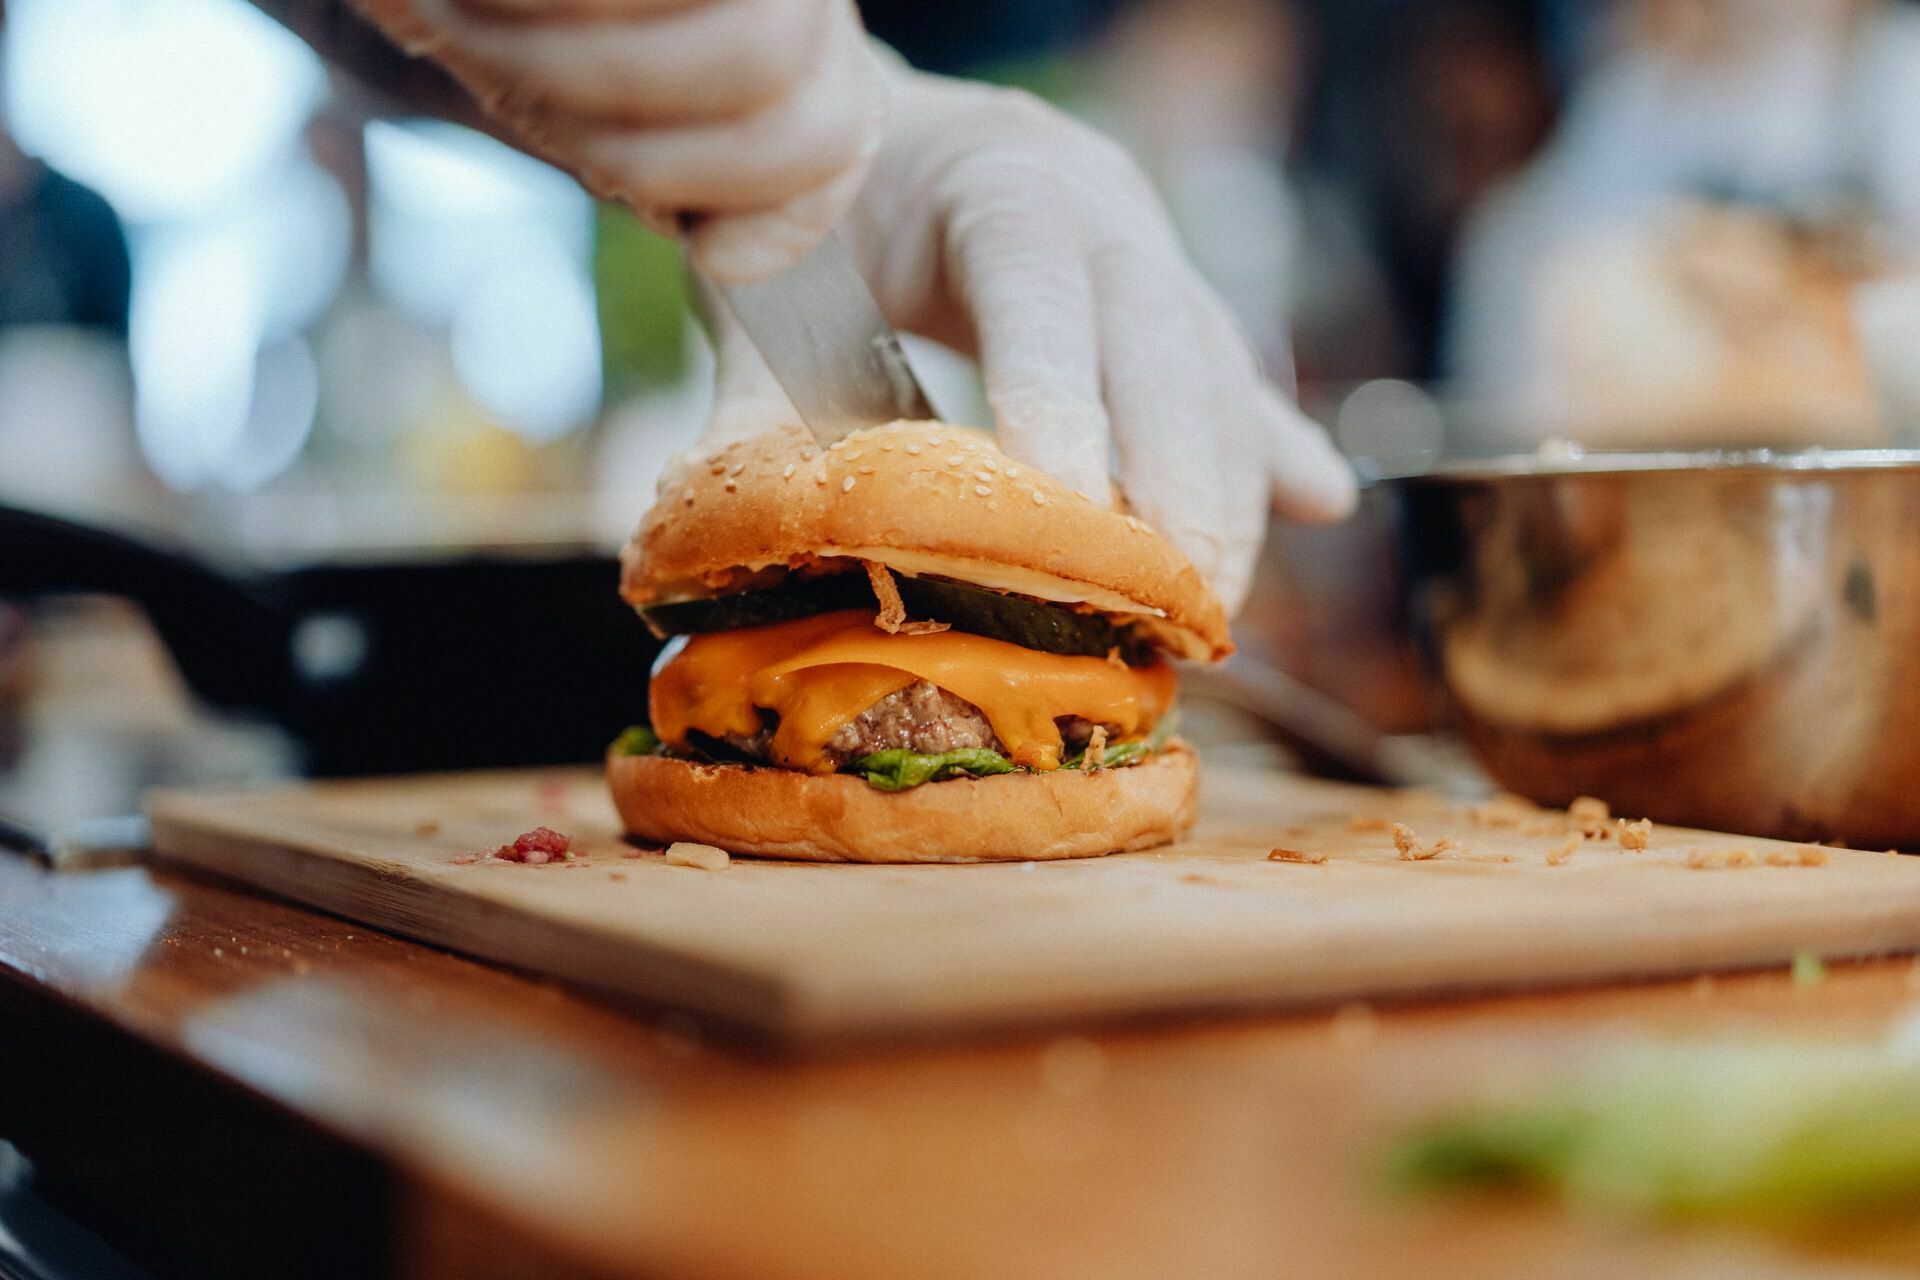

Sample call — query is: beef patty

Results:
[715,680,1119,767]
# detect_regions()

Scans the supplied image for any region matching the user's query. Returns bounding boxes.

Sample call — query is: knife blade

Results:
[713,233,939,446]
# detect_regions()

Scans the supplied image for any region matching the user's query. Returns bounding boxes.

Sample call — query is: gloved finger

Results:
[942,165,1110,501]
[1094,249,1258,603]
[431,0,829,126]
[1184,293,1277,613]
[1257,385,1357,522]
[532,7,880,221]
[1178,285,1357,524]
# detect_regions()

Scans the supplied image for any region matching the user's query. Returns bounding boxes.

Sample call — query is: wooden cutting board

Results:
[146,767,1920,1045]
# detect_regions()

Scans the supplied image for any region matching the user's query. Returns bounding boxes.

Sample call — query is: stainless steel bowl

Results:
[1384,449,1920,848]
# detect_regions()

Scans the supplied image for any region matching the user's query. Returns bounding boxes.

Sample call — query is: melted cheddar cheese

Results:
[649,610,1176,771]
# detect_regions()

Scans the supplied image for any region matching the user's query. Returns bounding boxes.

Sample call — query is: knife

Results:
[710,232,940,446]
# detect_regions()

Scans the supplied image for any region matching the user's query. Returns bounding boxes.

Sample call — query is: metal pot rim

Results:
[1387,447,1920,484]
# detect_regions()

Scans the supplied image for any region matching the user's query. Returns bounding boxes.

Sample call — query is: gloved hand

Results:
[713,64,1355,613]
[346,0,888,283]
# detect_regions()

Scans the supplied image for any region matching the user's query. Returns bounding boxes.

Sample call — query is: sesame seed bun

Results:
[620,421,1231,662]
[606,745,1198,862]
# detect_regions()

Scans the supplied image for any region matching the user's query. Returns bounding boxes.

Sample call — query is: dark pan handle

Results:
[0,504,292,712]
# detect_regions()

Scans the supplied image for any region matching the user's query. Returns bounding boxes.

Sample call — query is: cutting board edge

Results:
[145,806,803,1042]
[764,940,1920,1051]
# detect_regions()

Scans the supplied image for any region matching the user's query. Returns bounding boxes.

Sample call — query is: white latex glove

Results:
[712,64,1356,614]
[347,0,887,282]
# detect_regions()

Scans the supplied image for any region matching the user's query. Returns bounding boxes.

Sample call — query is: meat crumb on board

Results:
[1617,818,1653,852]
[665,841,731,871]
[1545,835,1581,866]
[452,826,574,866]
[1268,847,1328,864]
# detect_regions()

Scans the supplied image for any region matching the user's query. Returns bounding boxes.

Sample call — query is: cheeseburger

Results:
[607,420,1231,862]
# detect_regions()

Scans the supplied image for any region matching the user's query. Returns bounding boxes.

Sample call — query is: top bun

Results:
[621,421,1231,662]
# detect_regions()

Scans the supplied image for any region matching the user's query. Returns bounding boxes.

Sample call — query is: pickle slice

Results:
[640,572,1157,663]
[893,578,1156,663]
[638,576,869,636]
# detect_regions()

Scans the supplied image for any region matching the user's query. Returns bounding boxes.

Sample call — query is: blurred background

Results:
[4,0,1920,830]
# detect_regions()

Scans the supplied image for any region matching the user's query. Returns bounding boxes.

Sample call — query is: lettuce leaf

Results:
[1063,711,1178,771]
[849,747,1016,791]
[610,725,662,756]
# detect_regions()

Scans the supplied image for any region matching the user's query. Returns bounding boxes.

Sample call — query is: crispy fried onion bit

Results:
[864,561,950,636]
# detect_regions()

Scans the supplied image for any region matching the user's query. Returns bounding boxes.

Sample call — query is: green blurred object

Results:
[593,204,692,396]
[1387,1041,1920,1228]
[850,747,1016,791]
[610,725,661,757]
[1792,950,1829,987]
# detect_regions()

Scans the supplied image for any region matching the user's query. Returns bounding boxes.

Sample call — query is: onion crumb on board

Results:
[1545,835,1581,866]
[1464,792,1542,828]
[1569,796,1612,838]
[1685,847,1758,870]
[1268,847,1328,864]
[1768,844,1831,867]
[1391,823,1458,862]
[665,842,731,871]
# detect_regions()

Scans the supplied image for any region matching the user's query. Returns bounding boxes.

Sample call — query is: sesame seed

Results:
[708,462,725,476]
[880,440,895,451]
[723,479,737,492]
[1073,489,1092,501]
[948,455,965,466]
[1006,466,1021,477]
[683,489,695,505]
[829,439,846,450]
[814,472,828,486]
[1031,490,1047,505]
[987,501,999,510]
[974,484,992,497]
[800,449,816,461]
[782,463,796,479]
[906,444,923,456]
[1125,515,1141,530]
[974,470,994,482]
[842,476,857,492]
[727,462,745,477]
[844,450,861,461]
[858,464,875,474]
[980,457,998,471]
[926,436,942,446]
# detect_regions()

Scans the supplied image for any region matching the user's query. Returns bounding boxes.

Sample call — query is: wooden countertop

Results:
[3,846,1917,1280]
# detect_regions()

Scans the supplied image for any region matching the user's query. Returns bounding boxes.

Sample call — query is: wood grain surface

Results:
[144,766,1920,1045]
[5,843,1919,1280]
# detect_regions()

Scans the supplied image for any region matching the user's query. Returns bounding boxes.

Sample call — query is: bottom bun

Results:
[606,746,1198,863]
